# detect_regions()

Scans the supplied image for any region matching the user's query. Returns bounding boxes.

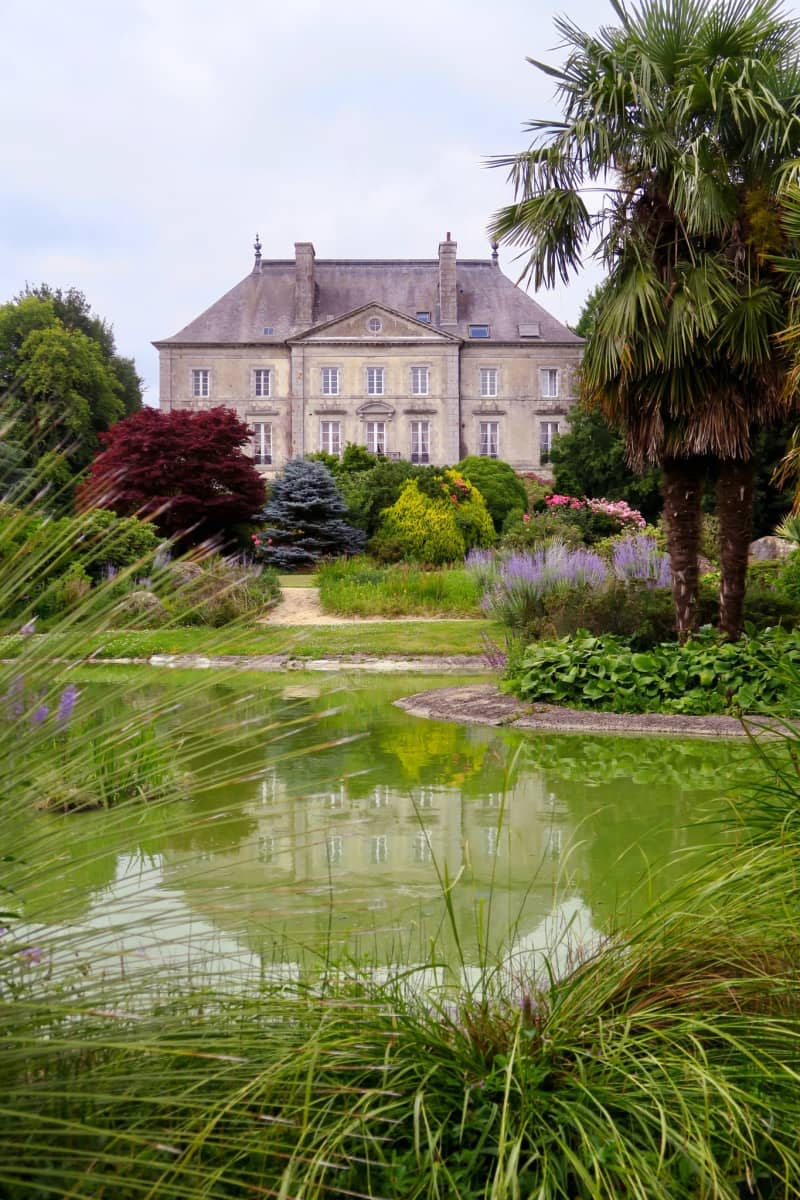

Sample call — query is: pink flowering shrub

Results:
[545,493,645,529]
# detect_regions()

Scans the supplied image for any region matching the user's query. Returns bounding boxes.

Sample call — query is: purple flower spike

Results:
[56,683,79,729]
[31,704,49,727]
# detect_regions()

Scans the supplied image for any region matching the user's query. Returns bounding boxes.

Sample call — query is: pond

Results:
[5,670,761,994]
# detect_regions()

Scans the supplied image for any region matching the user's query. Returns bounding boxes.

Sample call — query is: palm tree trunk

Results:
[662,456,705,641]
[717,458,754,641]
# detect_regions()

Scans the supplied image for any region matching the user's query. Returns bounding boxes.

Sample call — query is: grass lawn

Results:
[0,620,505,660]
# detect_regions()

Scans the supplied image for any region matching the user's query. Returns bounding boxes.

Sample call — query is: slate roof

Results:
[155,258,582,347]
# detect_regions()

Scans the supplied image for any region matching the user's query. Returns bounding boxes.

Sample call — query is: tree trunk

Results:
[717,458,755,641]
[662,456,705,641]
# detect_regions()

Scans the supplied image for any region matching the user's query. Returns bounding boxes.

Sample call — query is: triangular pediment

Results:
[288,303,461,344]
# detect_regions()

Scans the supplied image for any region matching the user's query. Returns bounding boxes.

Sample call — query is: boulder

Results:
[748,536,794,561]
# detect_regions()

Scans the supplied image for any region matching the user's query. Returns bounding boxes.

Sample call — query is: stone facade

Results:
[154,236,583,474]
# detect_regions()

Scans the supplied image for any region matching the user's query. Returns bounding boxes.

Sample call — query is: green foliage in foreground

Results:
[3,843,800,1198]
[511,627,800,715]
[317,557,481,616]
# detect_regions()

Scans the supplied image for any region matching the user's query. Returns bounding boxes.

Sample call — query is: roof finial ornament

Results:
[491,240,499,265]
[253,232,262,268]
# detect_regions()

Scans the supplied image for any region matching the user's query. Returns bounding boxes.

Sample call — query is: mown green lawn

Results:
[0,619,505,660]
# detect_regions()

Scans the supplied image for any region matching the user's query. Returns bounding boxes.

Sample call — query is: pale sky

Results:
[2,0,784,403]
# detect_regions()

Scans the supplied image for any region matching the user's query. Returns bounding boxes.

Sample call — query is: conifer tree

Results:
[255,459,365,569]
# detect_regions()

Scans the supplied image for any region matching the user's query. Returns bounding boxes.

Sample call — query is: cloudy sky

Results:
[0,0,770,402]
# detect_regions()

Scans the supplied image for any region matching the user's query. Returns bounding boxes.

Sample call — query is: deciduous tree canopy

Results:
[78,406,266,545]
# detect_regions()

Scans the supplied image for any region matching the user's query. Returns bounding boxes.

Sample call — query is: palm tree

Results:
[490,0,800,639]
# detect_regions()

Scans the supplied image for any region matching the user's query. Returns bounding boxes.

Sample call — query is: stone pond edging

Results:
[394,682,774,739]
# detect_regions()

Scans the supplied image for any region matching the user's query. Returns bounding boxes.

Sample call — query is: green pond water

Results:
[6,670,763,992]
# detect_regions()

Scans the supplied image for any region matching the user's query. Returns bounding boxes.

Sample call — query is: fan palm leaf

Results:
[490,0,800,639]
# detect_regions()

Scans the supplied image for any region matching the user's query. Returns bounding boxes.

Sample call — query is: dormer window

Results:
[415,311,431,323]
[469,324,490,338]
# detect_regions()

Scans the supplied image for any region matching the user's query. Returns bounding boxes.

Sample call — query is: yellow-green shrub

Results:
[373,470,495,564]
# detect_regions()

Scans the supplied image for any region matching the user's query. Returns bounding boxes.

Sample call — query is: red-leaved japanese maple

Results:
[78,407,266,544]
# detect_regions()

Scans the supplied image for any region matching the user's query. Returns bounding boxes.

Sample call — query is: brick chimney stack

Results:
[438,232,457,325]
[294,242,316,327]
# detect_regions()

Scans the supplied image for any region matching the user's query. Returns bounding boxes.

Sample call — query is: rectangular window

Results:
[321,367,340,396]
[326,835,344,866]
[540,368,559,398]
[370,834,389,865]
[480,421,499,459]
[415,311,431,323]
[411,830,433,864]
[320,420,342,456]
[365,421,386,455]
[366,367,384,395]
[253,368,271,397]
[253,422,273,465]
[479,367,498,397]
[410,420,430,464]
[192,369,210,397]
[411,365,429,396]
[540,420,560,464]
[469,324,490,338]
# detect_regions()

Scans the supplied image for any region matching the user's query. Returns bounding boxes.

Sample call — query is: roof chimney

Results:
[294,242,315,327]
[438,234,457,325]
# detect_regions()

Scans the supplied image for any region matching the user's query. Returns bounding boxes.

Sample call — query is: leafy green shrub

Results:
[511,627,800,714]
[456,456,528,533]
[70,508,161,580]
[777,550,800,602]
[536,581,676,647]
[500,509,585,551]
[374,470,495,564]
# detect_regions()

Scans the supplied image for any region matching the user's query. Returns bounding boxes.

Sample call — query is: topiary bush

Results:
[456,456,528,533]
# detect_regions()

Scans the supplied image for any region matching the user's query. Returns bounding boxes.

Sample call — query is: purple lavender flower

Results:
[612,534,671,589]
[19,946,43,965]
[19,617,37,636]
[31,704,49,727]
[55,683,78,729]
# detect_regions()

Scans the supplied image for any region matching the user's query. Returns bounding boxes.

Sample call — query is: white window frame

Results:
[410,420,430,464]
[540,368,559,398]
[253,421,273,466]
[326,834,344,865]
[370,834,389,865]
[366,366,385,396]
[410,365,429,396]
[365,421,386,455]
[320,420,342,456]
[540,420,560,464]
[321,366,340,396]
[479,421,499,459]
[192,368,210,398]
[479,367,498,398]
[253,368,271,398]
[411,829,433,864]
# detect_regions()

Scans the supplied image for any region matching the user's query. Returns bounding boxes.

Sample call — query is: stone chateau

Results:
[154,235,583,474]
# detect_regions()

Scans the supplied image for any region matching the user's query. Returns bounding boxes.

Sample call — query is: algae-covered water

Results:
[6,670,759,990]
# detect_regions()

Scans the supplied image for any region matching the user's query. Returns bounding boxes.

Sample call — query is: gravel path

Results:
[258,587,477,625]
